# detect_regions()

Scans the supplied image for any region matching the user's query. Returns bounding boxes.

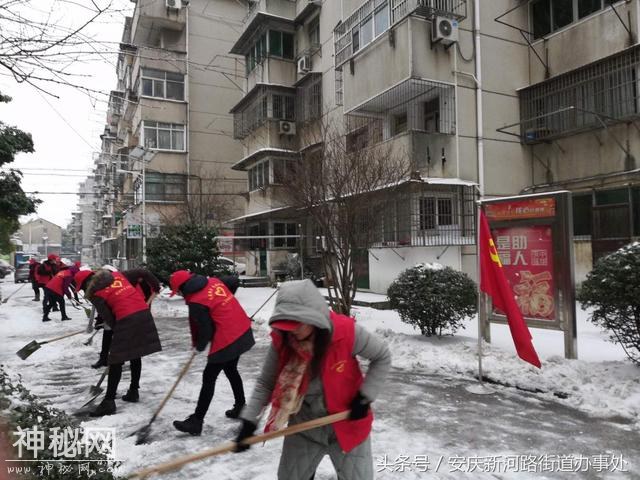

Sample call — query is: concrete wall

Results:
[368,245,462,293]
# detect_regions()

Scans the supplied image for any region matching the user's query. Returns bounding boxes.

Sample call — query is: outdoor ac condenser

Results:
[432,16,459,45]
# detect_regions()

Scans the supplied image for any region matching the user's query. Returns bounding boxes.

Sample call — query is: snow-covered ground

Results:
[1,278,639,479]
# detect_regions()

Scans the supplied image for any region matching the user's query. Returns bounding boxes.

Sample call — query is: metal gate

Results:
[592,203,631,261]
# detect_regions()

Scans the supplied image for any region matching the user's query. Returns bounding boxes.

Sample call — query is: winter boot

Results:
[122,388,139,403]
[173,414,203,436]
[225,404,245,419]
[42,316,51,322]
[61,316,72,321]
[89,399,116,417]
[32,296,40,302]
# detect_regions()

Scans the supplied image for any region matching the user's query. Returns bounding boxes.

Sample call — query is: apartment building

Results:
[87,0,247,267]
[67,177,96,264]
[226,0,640,293]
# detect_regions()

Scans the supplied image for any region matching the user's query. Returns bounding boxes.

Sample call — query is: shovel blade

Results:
[81,388,103,408]
[133,425,152,445]
[16,341,41,360]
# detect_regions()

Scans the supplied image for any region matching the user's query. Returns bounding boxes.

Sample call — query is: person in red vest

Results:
[90,268,161,374]
[42,265,74,322]
[28,258,41,301]
[38,254,59,312]
[234,279,391,480]
[75,268,162,417]
[169,270,255,436]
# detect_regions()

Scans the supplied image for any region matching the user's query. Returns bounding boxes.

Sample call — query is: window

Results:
[572,193,592,236]
[361,16,374,46]
[273,222,297,248]
[531,0,619,40]
[272,94,295,120]
[145,172,187,201]
[141,69,184,100]
[268,31,294,59]
[352,28,360,53]
[248,161,268,191]
[374,2,389,36]
[244,33,269,74]
[419,196,456,231]
[424,98,441,133]
[393,113,408,136]
[143,121,185,151]
[552,0,573,30]
[308,19,320,46]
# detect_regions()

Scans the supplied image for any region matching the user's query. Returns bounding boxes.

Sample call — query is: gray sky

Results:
[0,0,134,229]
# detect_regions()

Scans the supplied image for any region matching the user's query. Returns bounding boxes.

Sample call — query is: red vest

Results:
[92,272,149,321]
[184,277,251,355]
[33,263,49,285]
[271,311,373,453]
[45,269,71,296]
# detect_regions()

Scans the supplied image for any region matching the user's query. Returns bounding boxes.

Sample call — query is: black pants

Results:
[105,358,142,400]
[99,329,114,364]
[194,356,245,421]
[31,282,40,299]
[42,288,66,319]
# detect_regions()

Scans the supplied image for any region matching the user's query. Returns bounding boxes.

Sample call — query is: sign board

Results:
[126,224,142,239]
[481,191,577,359]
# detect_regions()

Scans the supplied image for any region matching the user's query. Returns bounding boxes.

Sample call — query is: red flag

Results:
[479,209,541,368]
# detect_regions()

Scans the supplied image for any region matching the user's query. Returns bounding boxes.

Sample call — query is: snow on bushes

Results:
[387,263,477,337]
[577,242,640,365]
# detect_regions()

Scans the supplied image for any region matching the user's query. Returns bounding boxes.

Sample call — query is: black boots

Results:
[90,399,116,417]
[122,388,139,403]
[173,414,203,436]
[91,358,107,369]
[225,404,245,419]
[61,316,72,321]
[42,316,51,322]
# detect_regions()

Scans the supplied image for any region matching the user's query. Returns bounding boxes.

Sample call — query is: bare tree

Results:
[0,0,122,96]
[282,117,411,315]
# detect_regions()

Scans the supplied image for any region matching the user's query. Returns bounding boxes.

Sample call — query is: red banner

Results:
[492,225,555,321]
[485,198,556,221]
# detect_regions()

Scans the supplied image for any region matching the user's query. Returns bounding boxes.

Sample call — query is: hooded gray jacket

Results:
[241,279,391,424]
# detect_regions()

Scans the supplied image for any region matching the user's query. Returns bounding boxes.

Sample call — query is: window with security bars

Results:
[273,222,298,248]
[144,173,187,202]
[297,74,323,123]
[519,45,640,143]
[233,86,297,139]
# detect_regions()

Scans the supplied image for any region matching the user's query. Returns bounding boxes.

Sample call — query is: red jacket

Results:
[184,277,252,356]
[45,269,73,297]
[91,271,149,321]
[271,311,373,452]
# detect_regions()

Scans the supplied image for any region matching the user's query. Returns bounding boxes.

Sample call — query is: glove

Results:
[348,391,371,420]
[234,420,257,452]
[94,317,104,331]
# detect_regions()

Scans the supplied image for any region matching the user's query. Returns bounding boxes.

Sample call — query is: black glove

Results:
[234,420,257,452]
[349,391,371,420]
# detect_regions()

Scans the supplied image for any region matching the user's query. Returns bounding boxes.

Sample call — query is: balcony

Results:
[335,0,467,67]
[510,44,640,145]
[230,1,296,56]
[231,83,297,139]
[131,0,185,41]
[107,91,125,127]
[246,0,296,27]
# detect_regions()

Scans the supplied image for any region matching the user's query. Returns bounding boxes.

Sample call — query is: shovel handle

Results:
[128,411,350,479]
[41,329,86,345]
[250,288,279,320]
[148,351,197,423]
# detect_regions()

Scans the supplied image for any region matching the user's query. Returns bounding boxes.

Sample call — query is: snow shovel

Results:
[132,350,198,445]
[1,283,28,304]
[16,329,86,360]
[84,329,100,346]
[81,367,109,407]
[127,411,350,479]
[85,305,96,333]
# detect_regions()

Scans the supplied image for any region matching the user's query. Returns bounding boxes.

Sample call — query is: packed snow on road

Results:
[1,278,639,479]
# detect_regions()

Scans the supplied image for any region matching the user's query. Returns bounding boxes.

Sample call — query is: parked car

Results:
[0,259,15,279]
[14,263,31,283]
[218,256,246,275]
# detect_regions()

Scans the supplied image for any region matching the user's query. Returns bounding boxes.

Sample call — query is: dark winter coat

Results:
[37,260,57,282]
[86,269,162,365]
[123,268,161,302]
[181,274,254,364]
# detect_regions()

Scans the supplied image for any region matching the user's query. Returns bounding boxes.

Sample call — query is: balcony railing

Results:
[335,0,467,67]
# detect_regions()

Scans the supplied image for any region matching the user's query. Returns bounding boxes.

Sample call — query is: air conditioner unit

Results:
[432,16,459,45]
[297,55,311,74]
[279,121,296,136]
[166,0,181,10]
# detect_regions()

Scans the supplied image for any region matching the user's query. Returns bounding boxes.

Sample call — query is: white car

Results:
[218,256,246,275]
